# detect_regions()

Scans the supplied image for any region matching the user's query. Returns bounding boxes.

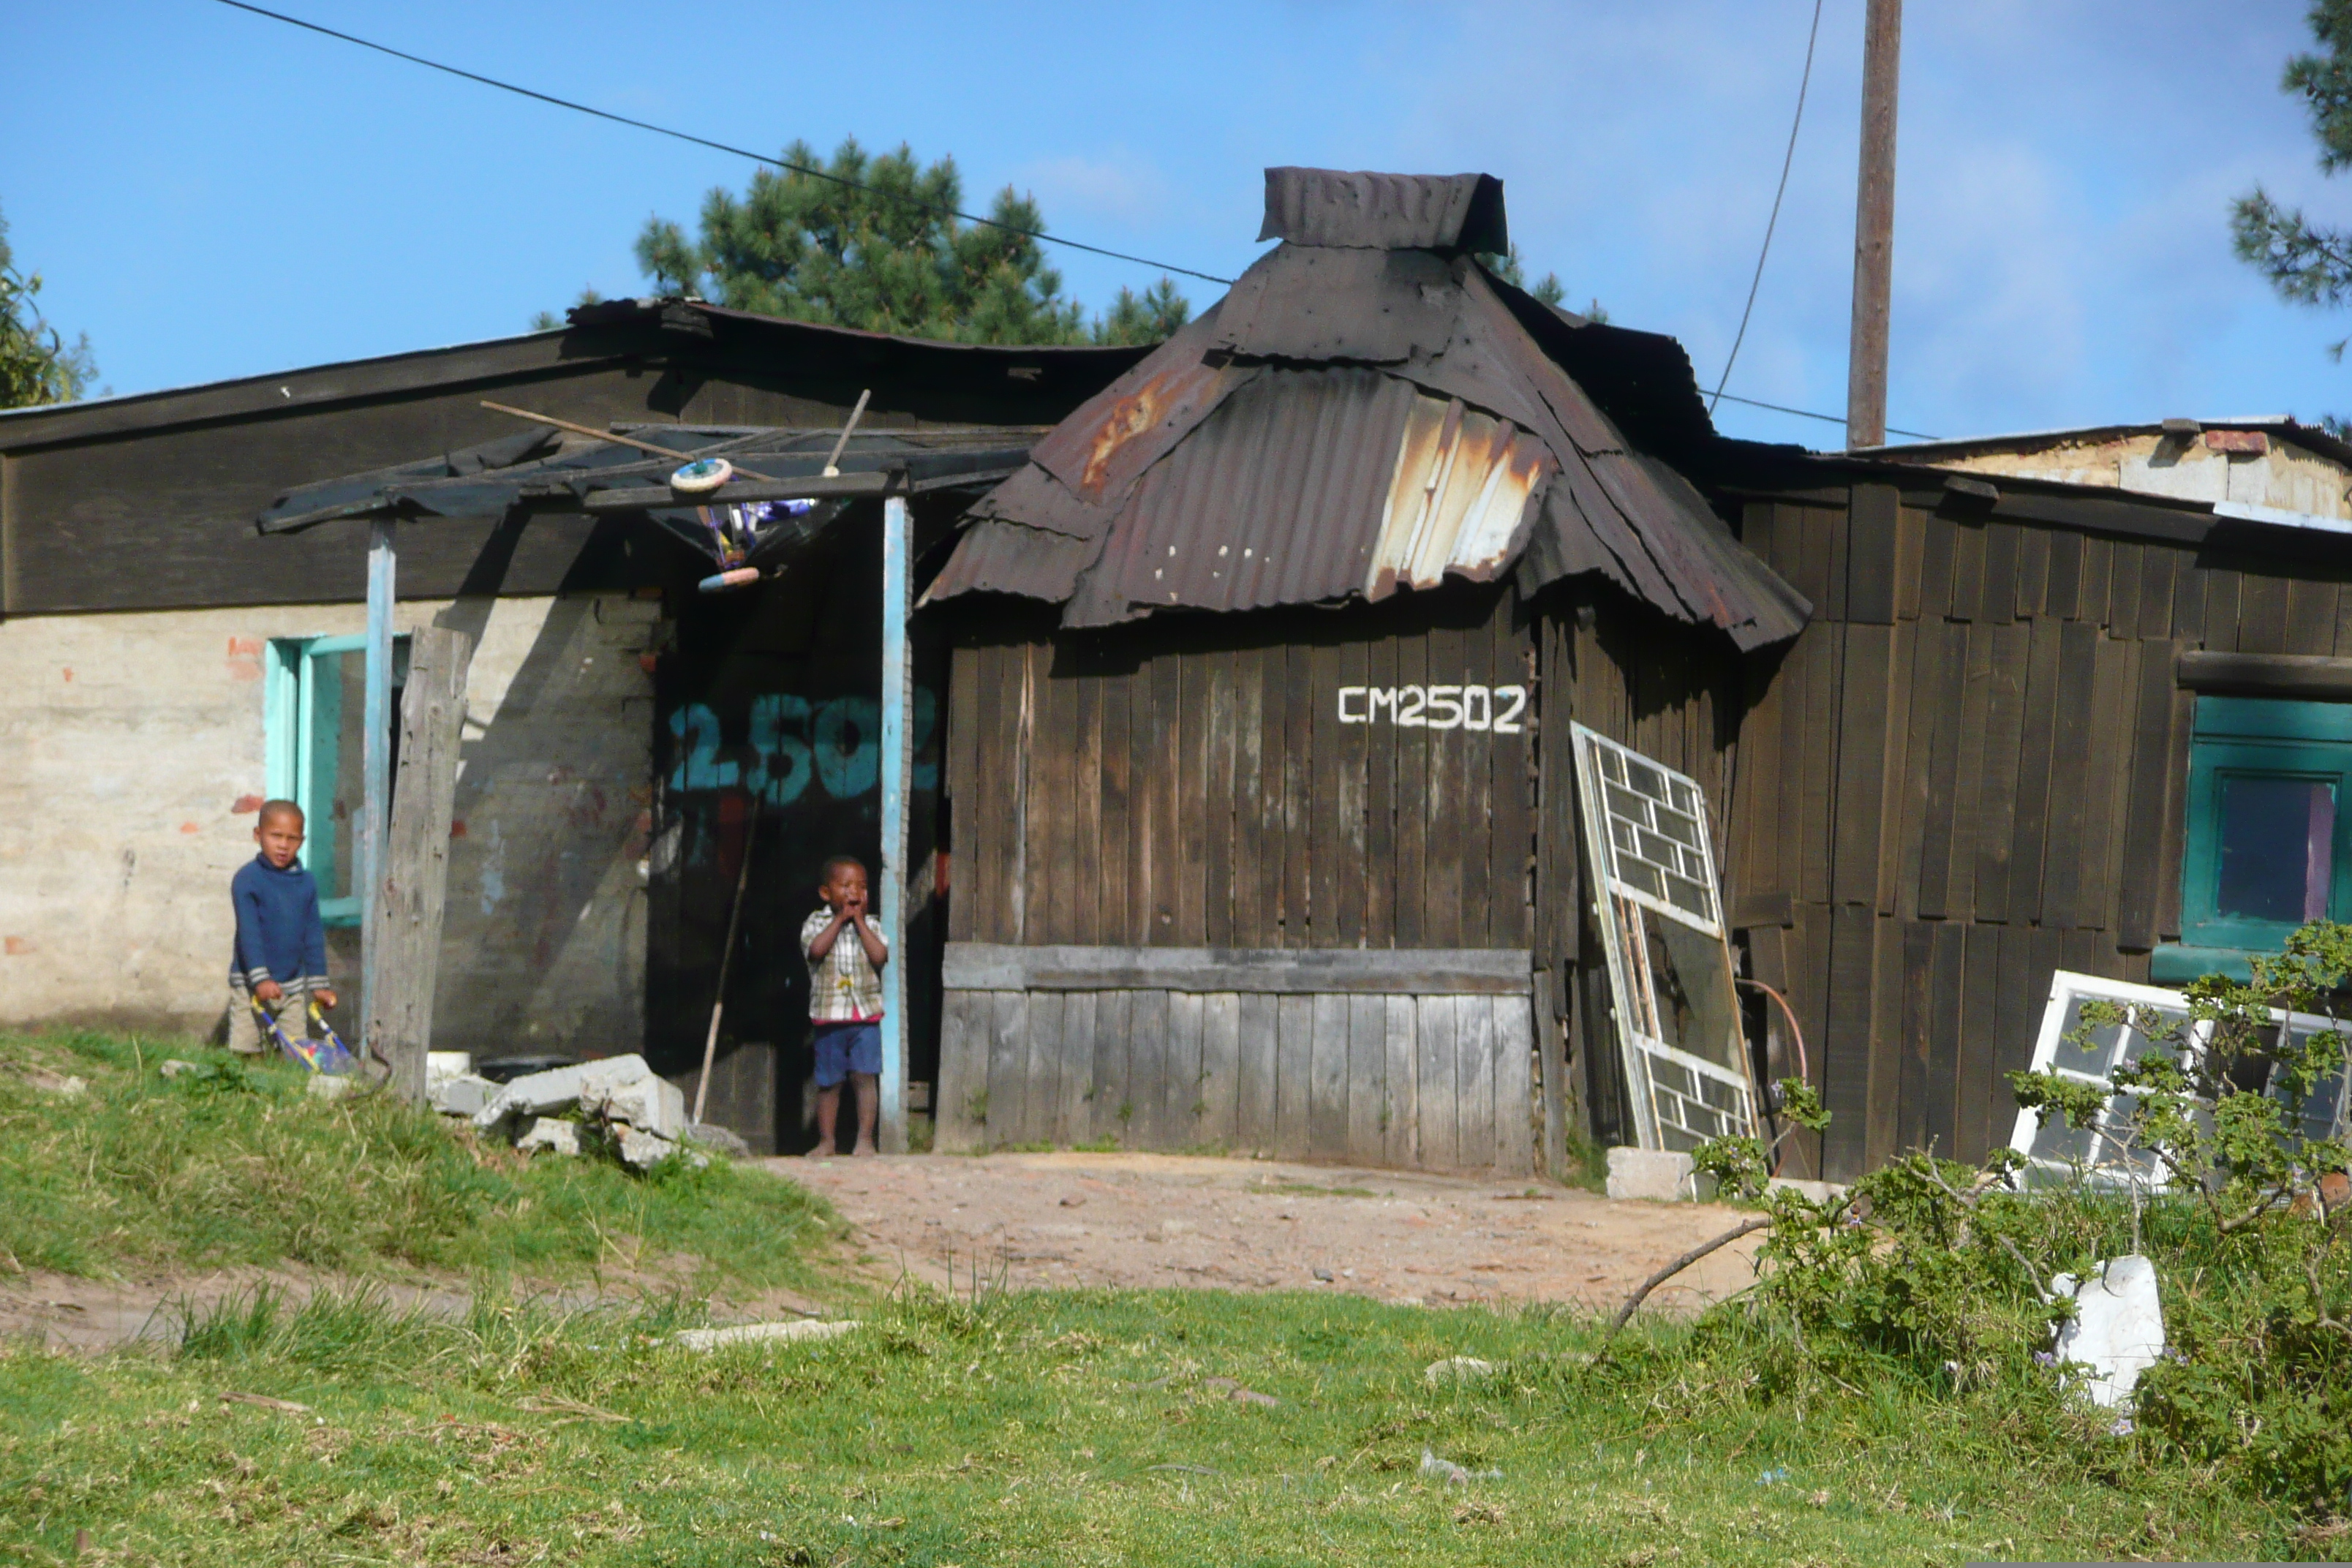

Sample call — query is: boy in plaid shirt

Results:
[800,855,888,1158]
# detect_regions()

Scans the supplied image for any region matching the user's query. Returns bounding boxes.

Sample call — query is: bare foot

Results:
[803,1145,833,1160]
[852,1142,878,1158]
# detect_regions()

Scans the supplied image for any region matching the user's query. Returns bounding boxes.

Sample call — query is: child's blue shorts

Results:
[811,1020,882,1088]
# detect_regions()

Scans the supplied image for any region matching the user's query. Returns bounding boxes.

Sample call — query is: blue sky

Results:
[1,1,2346,450]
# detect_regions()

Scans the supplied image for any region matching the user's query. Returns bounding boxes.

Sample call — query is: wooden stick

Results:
[692,801,761,1128]
[821,388,872,477]
[478,400,780,483]
[1607,1217,1774,1338]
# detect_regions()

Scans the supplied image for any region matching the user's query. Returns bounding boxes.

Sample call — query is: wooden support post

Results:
[1846,0,1902,451]
[366,625,472,1103]
[358,516,395,1064]
[878,494,912,1152]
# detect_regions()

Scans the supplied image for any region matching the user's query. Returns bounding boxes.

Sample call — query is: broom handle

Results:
[693,801,761,1127]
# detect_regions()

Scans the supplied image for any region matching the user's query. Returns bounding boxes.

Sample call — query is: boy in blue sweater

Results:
[229,800,337,1055]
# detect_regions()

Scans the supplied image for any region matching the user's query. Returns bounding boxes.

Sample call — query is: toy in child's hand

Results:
[247,996,357,1075]
[669,457,734,494]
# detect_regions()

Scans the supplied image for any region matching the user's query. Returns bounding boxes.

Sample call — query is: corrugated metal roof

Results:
[1257,167,1507,254]
[929,168,1810,650]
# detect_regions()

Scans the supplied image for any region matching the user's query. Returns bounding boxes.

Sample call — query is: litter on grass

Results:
[2047,1254,2167,1410]
[1424,1356,1499,1386]
[1420,1447,1501,1485]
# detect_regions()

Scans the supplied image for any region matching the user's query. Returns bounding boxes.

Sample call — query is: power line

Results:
[1709,0,1826,416]
[1713,388,1935,442]
[208,0,1237,287]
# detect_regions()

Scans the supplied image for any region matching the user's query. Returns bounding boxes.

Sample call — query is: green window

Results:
[2157,696,2352,983]
[263,635,407,927]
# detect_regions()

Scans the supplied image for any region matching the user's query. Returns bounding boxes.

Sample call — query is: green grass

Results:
[0,1284,2304,1566]
[0,1030,840,1292]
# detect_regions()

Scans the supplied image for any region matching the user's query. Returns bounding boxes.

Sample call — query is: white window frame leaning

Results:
[1569,723,1761,1152]
[2007,968,2352,1190]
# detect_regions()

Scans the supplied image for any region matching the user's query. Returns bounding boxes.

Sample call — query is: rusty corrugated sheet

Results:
[929,169,1810,651]
[1365,396,1551,599]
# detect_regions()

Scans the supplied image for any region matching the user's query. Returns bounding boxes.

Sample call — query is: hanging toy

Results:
[669,456,734,495]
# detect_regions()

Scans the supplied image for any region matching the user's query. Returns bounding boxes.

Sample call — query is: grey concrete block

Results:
[1605,1147,1714,1202]
[428,1073,499,1118]
[586,1072,685,1138]
[684,1122,753,1158]
[474,1053,656,1131]
[517,1117,580,1157]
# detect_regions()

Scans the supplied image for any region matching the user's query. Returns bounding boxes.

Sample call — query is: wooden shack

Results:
[922,169,1808,1175]
[1714,454,2352,1181]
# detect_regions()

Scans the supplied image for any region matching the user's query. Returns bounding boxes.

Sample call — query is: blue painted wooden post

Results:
[878,494,911,1152]
[358,516,396,1058]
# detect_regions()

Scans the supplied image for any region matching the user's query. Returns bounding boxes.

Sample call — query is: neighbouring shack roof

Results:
[257,423,1039,570]
[924,167,1810,651]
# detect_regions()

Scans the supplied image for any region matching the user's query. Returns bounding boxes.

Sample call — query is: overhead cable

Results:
[1714,388,1935,443]
[208,0,1237,287]
[1709,0,1827,415]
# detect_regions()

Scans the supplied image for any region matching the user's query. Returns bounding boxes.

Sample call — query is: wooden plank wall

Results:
[946,586,1534,953]
[1725,489,2338,1178]
[938,584,1540,1173]
[935,987,1534,1175]
[1531,587,1745,1153]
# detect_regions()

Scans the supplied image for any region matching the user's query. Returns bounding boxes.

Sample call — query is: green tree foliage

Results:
[624,137,1188,347]
[0,204,97,409]
[1481,244,1610,322]
[2235,1,2352,342]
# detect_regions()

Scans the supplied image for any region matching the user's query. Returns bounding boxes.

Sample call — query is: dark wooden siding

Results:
[1725,489,2348,1178]
[1529,585,1745,1158]
[946,584,1536,953]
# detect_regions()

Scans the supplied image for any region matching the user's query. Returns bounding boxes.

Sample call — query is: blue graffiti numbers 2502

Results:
[667,690,938,802]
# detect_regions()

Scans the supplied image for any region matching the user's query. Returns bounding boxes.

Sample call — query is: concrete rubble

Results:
[516,1117,580,1157]
[1606,1147,1716,1202]
[421,1052,713,1172]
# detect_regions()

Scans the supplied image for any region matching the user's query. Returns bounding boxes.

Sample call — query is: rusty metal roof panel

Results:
[1257,167,1507,253]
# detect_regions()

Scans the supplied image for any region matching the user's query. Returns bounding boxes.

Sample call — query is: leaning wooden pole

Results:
[691,800,759,1127]
[1845,0,1902,451]
[367,623,473,1102]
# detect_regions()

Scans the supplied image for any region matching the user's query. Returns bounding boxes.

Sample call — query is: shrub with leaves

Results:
[1670,928,2352,1519]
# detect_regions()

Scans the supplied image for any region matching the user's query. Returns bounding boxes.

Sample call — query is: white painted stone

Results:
[158,1059,201,1079]
[1424,1356,1498,1386]
[2049,1254,2166,1409]
[517,1117,580,1157]
[672,1319,859,1352]
[1606,1147,1713,1202]
[306,1074,358,1100]
[586,1071,685,1138]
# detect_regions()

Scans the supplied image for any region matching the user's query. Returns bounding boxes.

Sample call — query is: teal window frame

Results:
[2166,696,2352,976]
[263,633,407,927]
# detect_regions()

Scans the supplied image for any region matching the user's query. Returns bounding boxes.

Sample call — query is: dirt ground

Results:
[1,1153,1762,1350]
[785,1151,1765,1312]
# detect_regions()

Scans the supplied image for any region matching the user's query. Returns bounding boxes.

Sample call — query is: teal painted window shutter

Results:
[263,634,409,927]
[2162,696,2352,982]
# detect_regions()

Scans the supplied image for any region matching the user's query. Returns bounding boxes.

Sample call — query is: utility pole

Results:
[1846,0,1902,450]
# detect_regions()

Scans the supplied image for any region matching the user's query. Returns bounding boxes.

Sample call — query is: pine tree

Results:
[0,203,97,409]
[1481,245,1607,322]
[621,137,1188,347]
[2235,1,2352,342]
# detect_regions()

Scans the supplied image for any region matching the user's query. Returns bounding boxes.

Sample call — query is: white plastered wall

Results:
[0,594,658,1053]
